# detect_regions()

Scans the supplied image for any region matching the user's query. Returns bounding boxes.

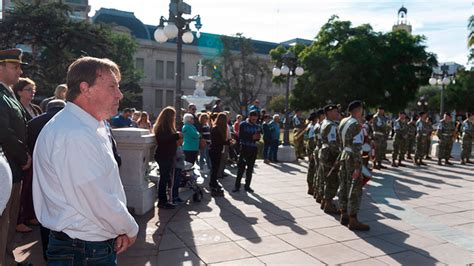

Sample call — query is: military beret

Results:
[323,104,338,114]
[308,112,318,121]
[347,100,363,112]
[399,111,406,115]
[418,111,426,116]
[316,109,325,116]
[248,110,259,117]
[0,48,27,65]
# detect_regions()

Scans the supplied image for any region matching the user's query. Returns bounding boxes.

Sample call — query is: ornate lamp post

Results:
[154,0,202,122]
[417,96,428,111]
[272,52,304,161]
[428,64,455,117]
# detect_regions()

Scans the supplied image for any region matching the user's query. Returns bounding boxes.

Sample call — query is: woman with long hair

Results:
[153,107,180,209]
[208,112,234,196]
[137,111,152,132]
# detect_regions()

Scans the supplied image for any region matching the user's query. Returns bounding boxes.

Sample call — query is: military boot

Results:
[380,161,388,169]
[307,183,314,195]
[420,159,427,166]
[467,159,473,164]
[348,215,370,231]
[373,161,381,170]
[323,199,338,215]
[315,193,322,204]
[426,156,432,160]
[445,159,453,166]
[413,158,419,166]
[320,199,325,210]
[398,160,405,167]
[340,210,349,226]
[438,159,442,165]
[407,154,412,160]
[391,159,398,167]
[461,159,466,165]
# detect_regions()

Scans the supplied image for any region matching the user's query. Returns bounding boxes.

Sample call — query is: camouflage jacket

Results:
[338,116,363,168]
[437,119,455,141]
[373,113,390,137]
[407,121,417,139]
[461,119,473,140]
[416,119,431,138]
[393,118,408,141]
[319,118,340,163]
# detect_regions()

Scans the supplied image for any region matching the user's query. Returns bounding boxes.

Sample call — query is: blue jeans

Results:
[47,231,116,265]
[199,144,211,169]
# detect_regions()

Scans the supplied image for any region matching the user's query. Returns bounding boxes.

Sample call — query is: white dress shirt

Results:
[33,102,138,241]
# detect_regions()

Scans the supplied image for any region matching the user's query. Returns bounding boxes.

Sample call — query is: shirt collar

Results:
[66,102,101,130]
[0,81,16,98]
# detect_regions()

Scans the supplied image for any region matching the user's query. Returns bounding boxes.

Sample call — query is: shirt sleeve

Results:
[52,134,139,238]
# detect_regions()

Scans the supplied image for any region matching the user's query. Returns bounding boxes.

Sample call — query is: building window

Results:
[155,60,164,80]
[136,58,145,71]
[166,61,175,80]
[165,90,174,106]
[155,89,163,109]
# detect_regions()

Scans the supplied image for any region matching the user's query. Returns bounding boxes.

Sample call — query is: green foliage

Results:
[469,15,473,63]
[0,2,142,108]
[270,16,437,112]
[266,94,286,113]
[204,33,269,113]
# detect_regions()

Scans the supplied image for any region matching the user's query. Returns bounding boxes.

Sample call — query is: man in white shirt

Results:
[33,57,138,265]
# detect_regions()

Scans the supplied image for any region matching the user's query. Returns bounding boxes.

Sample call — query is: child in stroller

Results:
[179,161,204,202]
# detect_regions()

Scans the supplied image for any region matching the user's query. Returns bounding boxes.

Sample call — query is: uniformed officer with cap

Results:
[0,48,31,265]
[373,106,390,169]
[305,111,319,195]
[436,112,455,165]
[461,112,474,164]
[338,100,370,231]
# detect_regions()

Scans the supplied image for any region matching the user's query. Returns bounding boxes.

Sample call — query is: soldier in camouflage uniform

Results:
[392,112,409,167]
[437,112,455,165]
[406,115,418,160]
[373,107,390,170]
[312,111,325,203]
[305,111,320,195]
[318,104,340,214]
[413,112,431,166]
[338,100,370,231]
[425,117,434,160]
[460,112,474,165]
[292,109,306,160]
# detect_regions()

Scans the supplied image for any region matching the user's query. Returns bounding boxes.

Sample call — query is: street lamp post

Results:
[154,0,202,122]
[272,52,304,147]
[417,96,428,111]
[428,64,454,117]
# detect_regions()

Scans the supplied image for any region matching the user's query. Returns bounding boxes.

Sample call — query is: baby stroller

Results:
[180,161,204,202]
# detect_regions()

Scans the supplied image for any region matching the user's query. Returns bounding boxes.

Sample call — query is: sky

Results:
[88,0,473,67]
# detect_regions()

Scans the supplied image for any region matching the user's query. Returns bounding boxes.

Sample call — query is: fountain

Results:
[181,60,218,112]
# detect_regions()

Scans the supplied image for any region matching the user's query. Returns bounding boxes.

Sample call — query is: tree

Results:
[277,16,437,112]
[266,94,286,113]
[469,15,473,63]
[204,34,269,113]
[0,2,142,108]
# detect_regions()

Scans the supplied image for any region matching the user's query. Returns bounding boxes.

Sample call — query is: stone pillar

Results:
[112,128,156,215]
[278,145,297,162]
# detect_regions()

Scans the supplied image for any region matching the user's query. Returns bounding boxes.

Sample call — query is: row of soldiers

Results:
[304,103,474,231]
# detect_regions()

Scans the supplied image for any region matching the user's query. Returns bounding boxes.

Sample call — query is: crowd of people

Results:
[0,47,473,265]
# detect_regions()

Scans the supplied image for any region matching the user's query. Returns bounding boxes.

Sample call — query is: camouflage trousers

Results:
[438,139,453,160]
[373,134,387,162]
[306,139,316,185]
[461,138,472,160]
[321,161,339,200]
[392,137,407,161]
[338,156,363,215]
[293,129,306,158]
[407,137,416,156]
[313,154,324,197]
[414,136,428,159]
[424,136,432,157]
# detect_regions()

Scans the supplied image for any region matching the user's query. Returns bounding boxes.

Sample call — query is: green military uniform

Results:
[414,118,431,166]
[406,120,417,159]
[436,119,455,165]
[292,114,306,159]
[319,118,340,213]
[338,113,369,230]
[306,121,317,194]
[392,118,408,166]
[460,118,473,164]
[424,120,433,158]
[312,121,323,201]
[373,112,389,168]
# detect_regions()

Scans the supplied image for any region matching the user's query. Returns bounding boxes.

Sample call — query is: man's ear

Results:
[79,81,90,96]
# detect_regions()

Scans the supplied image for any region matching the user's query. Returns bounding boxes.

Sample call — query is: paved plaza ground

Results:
[14,155,474,265]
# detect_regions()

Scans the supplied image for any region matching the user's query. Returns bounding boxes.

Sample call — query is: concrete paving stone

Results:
[284,198,321,207]
[210,257,265,266]
[341,237,407,257]
[357,209,391,222]
[375,250,440,265]
[453,223,474,235]
[378,231,447,249]
[191,241,253,264]
[202,214,250,229]
[216,224,272,241]
[167,219,215,233]
[428,204,466,214]
[456,210,474,219]
[117,255,158,266]
[235,235,297,256]
[376,218,417,231]
[422,242,474,264]
[318,225,369,242]
[158,232,187,251]
[257,220,309,235]
[413,206,446,216]
[175,229,232,247]
[341,258,390,266]
[258,250,325,265]
[292,214,340,228]
[157,247,205,266]
[303,242,369,265]
[446,200,474,211]
[276,230,336,249]
[238,210,288,223]
[431,213,473,226]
